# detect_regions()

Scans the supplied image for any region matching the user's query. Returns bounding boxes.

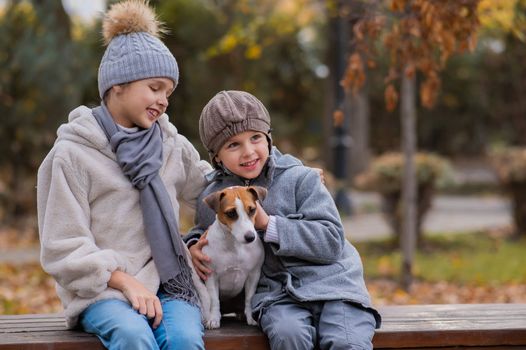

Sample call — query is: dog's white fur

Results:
[190,186,266,329]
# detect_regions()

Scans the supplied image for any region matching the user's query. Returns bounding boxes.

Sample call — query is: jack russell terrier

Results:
[191,185,267,329]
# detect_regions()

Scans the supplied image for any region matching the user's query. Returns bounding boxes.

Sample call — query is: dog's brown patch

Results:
[204,186,267,229]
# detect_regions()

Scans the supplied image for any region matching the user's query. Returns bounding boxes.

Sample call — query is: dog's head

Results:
[203,186,267,244]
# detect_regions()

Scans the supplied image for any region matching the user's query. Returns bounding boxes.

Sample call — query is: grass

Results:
[354,231,526,285]
[2,225,525,314]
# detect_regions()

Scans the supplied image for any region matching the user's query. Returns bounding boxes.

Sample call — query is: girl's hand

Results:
[255,201,269,230]
[189,235,212,280]
[108,270,163,329]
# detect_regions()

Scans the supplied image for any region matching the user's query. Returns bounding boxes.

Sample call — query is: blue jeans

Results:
[259,297,376,350]
[79,293,204,350]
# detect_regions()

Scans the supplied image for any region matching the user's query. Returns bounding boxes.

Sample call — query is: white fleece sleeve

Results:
[37,155,126,299]
[178,139,212,209]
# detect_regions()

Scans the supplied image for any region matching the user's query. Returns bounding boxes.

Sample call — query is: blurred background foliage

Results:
[0,0,525,228]
[367,0,526,155]
[1,0,526,314]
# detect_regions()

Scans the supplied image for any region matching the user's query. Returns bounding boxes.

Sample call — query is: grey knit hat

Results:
[98,0,178,99]
[199,90,272,164]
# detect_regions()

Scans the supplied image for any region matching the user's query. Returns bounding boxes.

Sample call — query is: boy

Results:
[187,90,381,350]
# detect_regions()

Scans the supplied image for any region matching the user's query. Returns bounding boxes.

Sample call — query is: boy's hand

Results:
[108,270,163,329]
[189,235,212,280]
[255,201,269,230]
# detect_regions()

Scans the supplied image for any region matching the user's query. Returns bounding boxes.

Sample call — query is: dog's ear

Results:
[203,191,226,212]
[247,186,267,202]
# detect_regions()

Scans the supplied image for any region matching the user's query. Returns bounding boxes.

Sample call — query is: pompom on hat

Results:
[97,0,178,99]
[199,90,272,167]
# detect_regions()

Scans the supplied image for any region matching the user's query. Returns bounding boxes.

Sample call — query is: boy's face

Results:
[109,77,175,129]
[216,131,269,180]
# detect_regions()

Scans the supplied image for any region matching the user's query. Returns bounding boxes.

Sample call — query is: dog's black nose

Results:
[244,232,256,243]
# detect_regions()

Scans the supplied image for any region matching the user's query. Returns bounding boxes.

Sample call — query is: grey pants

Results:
[259,297,376,350]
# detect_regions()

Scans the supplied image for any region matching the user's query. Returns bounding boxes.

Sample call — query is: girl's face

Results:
[216,131,269,180]
[108,77,175,129]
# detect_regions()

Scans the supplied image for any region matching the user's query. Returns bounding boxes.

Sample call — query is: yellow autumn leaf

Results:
[245,44,262,60]
[220,34,238,53]
[478,0,518,32]
[16,1,37,23]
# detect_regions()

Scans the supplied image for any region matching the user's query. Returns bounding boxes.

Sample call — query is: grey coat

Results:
[185,147,381,327]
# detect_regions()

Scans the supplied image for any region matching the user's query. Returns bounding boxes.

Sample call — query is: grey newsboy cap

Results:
[199,90,272,161]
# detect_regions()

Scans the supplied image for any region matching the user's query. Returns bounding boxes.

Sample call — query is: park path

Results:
[344,191,511,242]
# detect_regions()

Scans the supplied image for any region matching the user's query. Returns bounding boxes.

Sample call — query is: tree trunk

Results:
[381,182,434,247]
[349,89,370,178]
[400,69,417,291]
[328,0,352,215]
[510,182,526,238]
[346,0,371,180]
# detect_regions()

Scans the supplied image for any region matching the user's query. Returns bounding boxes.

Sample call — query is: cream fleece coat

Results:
[37,106,211,328]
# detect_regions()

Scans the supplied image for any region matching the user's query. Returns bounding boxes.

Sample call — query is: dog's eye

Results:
[225,210,238,219]
[248,207,256,216]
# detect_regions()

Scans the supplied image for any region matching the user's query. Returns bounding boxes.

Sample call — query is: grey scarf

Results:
[92,103,198,306]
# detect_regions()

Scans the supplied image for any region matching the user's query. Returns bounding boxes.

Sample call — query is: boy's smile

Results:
[216,131,269,180]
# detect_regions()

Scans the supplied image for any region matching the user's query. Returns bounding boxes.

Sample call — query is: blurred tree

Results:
[343,0,480,289]
[0,1,93,226]
[155,0,328,157]
[482,0,526,239]
[365,0,525,156]
[479,0,526,146]
[490,147,526,238]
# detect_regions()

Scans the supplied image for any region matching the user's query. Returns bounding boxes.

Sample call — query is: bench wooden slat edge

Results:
[2,304,526,349]
[374,329,526,348]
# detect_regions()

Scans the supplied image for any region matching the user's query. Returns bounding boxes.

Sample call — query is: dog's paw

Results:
[205,317,221,329]
[245,313,258,326]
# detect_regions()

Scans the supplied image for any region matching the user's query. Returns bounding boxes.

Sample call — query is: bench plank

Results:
[1,304,526,349]
[376,304,526,348]
[0,315,267,350]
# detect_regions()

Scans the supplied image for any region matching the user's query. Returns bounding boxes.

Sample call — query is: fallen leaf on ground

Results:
[2,263,526,315]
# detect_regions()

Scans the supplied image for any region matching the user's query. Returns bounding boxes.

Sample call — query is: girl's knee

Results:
[173,331,204,350]
[156,299,204,349]
[112,322,157,349]
[80,300,157,349]
[118,321,155,339]
[157,324,203,350]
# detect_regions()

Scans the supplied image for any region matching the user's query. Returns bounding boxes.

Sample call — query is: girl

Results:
[37,1,211,349]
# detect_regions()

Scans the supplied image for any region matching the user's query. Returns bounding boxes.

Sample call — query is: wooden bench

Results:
[1,304,526,349]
